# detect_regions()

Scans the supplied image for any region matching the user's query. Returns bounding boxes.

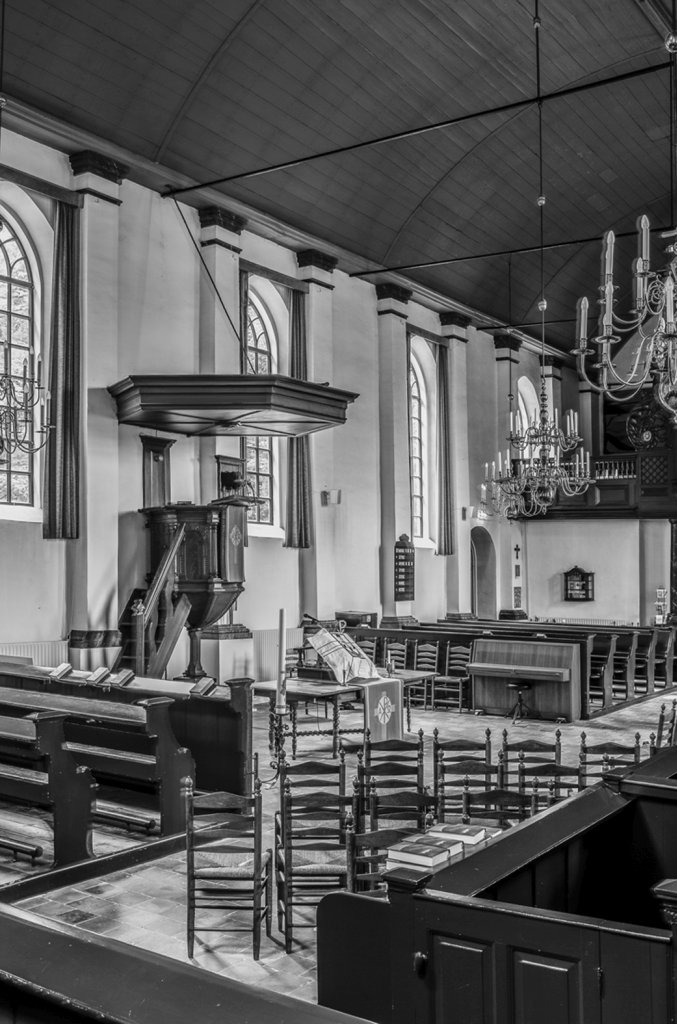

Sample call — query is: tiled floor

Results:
[8,690,677,1003]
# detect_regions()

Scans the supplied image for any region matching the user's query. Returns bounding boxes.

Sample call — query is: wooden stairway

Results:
[116,525,191,678]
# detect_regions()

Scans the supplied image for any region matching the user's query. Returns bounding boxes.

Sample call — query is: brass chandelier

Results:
[484,2,593,518]
[574,12,677,421]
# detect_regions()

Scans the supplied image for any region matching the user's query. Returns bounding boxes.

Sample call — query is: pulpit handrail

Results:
[143,523,186,629]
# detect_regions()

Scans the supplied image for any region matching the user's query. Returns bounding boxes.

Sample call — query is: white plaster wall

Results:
[118,185,201,374]
[0,522,66,641]
[524,519,641,623]
[639,519,671,625]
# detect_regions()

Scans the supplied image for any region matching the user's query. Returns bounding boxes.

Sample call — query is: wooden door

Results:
[413,899,601,1024]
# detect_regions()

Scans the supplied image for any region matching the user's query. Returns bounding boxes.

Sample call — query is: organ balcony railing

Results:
[547,448,677,517]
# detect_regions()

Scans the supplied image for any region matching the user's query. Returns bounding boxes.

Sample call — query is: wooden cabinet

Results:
[564,565,594,602]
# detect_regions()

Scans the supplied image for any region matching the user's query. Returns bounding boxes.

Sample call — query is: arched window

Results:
[408,355,426,539]
[0,220,37,507]
[243,292,276,524]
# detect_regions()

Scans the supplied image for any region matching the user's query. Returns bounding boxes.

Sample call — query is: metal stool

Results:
[507,681,533,724]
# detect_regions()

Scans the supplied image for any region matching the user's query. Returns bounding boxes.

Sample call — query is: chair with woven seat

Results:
[409,641,439,711]
[353,728,426,830]
[275,780,352,953]
[578,730,642,787]
[431,644,471,712]
[432,726,493,803]
[435,752,501,821]
[346,820,419,894]
[183,767,272,961]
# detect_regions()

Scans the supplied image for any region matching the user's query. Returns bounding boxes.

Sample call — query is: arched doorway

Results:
[471,526,497,619]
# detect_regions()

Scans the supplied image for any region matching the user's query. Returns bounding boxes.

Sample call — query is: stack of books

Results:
[427,822,492,845]
[386,833,464,870]
[385,822,503,871]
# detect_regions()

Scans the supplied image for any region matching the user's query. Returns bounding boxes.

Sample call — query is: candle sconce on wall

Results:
[320,489,342,506]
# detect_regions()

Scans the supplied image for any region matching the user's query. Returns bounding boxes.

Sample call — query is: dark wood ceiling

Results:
[7,0,675,351]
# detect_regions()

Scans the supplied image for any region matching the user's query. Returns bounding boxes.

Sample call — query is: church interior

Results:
[3,1,677,1022]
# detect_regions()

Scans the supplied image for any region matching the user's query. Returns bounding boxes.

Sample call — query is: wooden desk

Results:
[255,678,361,758]
[255,670,435,757]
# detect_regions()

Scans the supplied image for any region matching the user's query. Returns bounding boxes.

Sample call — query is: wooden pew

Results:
[0,711,95,866]
[0,662,251,796]
[0,688,193,835]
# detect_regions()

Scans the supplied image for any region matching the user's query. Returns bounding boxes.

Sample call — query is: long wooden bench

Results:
[0,661,252,796]
[0,711,95,866]
[0,688,194,835]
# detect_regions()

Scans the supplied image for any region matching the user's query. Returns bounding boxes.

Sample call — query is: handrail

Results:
[143,523,186,629]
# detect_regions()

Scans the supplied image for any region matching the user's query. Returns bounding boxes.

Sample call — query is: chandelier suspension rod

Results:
[164,61,669,198]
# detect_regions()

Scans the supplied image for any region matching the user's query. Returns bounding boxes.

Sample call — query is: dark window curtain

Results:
[43,202,81,540]
[285,290,313,548]
[239,269,249,373]
[436,341,453,555]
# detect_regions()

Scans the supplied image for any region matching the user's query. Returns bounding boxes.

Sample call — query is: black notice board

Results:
[394,535,415,600]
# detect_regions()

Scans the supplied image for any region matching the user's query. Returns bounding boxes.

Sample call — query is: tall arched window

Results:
[408,355,426,539]
[0,220,36,507]
[243,292,276,524]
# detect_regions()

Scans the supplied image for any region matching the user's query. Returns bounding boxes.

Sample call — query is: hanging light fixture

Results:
[483,1,593,518]
[574,6,677,420]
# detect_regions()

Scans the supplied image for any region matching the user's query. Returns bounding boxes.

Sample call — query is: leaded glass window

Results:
[409,358,425,539]
[243,294,275,524]
[0,222,35,506]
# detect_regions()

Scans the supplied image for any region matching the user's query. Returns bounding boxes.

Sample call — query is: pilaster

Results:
[296,249,337,618]
[493,333,522,461]
[198,206,247,502]
[578,382,603,456]
[377,284,413,620]
[440,312,473,615]
[66,150,127,667]
[543,355,562,421]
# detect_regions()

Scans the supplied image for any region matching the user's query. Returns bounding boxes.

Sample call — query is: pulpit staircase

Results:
[116,524,191,678]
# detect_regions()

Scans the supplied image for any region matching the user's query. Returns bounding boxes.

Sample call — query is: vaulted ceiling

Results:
[5,0,676,352]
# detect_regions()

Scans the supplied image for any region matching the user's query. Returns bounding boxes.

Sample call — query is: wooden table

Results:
[254,668,436,758]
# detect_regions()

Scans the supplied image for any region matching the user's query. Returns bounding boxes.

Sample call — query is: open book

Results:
[306,628,379,685]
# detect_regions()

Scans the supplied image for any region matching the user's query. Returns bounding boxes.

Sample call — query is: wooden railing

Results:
[132,524,190,677]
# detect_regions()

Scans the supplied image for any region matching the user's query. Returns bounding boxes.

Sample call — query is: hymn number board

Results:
[394,534,415,601]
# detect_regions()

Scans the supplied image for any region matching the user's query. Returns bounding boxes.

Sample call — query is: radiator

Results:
[0,639,69,667]
[539,617,637,627]
[253,627,304,680]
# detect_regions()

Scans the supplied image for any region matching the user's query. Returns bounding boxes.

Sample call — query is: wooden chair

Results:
[183,768,272,961]
[458,774,534,829]
[655,700,677,749]
[346,821,418,894]
[431,644,471,711]
[578,730,642,787]
[432,726,492,802]
[275,781,350,953]
[410,641,439,710]
[435,747,502,822]
[353,728,426,829]
[366,780,435,833]
[383,638,409,672]
[278,749,350,838]
[499,728,562,789]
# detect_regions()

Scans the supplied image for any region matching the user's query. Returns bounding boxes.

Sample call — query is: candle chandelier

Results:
[0,348,51,464]
[483,2,593,518]
[574,15,677,420]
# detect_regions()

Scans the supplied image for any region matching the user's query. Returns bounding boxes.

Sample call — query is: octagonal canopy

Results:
[108,374,359,438]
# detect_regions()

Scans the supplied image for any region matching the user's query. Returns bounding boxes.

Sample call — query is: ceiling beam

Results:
[164,60,669,198]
